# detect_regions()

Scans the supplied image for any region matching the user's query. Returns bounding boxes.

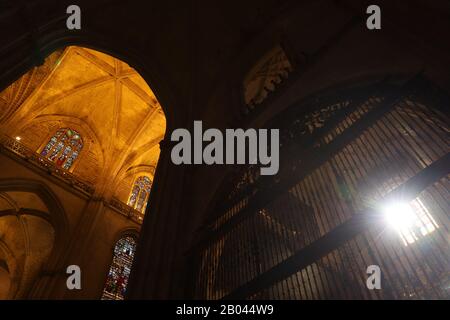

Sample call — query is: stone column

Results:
[126,138,190,299]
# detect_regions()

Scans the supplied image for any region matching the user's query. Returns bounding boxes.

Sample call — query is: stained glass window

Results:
[101,236,136,300]
[40,128,83,170]
[127,176,152,213]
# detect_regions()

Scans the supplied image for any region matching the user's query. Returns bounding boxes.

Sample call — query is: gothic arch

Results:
[0,178,70,298]
[0,178,68,232]
[114,164,156,191]
[0,208,53,224]
[113,228,140,247]
[111,135,163,189]
[103,228,140,280]
[100,228,139,300]
[0,210,56,299]
[0,27,177,134]
[19,114,105,171]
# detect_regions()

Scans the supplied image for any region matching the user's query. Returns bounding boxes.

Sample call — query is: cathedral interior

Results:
[0,0,449,300]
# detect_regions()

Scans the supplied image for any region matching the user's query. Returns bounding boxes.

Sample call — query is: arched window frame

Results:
[101,235,137,300]
[38,128,84,172]
[127,176,152,213]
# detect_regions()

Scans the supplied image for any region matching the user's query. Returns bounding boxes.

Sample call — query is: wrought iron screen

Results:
[190,77,450,300]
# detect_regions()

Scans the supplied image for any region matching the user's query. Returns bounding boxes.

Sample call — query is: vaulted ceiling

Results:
[0,46,166,202]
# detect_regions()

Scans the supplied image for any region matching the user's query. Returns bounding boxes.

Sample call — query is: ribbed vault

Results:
[0,46,166,204]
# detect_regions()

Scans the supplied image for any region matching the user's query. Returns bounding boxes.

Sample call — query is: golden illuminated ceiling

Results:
[0,46,166,202]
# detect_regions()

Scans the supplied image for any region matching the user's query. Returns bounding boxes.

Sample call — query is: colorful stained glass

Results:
[40,128,83,170]
[101,236,136,300]
[136,190,147,212]
[127,176,152,213]
[128,185,139,207]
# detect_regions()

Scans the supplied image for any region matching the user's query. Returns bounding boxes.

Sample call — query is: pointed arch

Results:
[101,231,138,300]
[19,114,105,169]
[127,176,152,213]
[0,179,69,298]
[39,127,83,170]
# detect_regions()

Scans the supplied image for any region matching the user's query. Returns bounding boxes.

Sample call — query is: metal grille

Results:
[249,177,449,299]
[190,78,450,300]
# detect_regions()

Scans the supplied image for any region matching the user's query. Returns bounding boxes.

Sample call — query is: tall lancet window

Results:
[40,128,83,170]
[101,236,136,300]
[127,176,152,213]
